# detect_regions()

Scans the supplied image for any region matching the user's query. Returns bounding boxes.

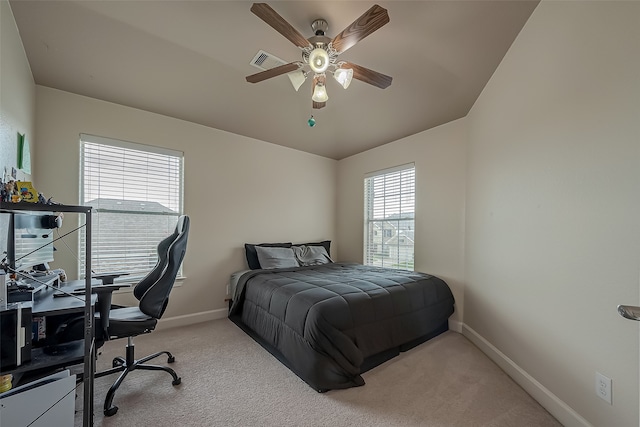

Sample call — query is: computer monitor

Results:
[1,211,55,274]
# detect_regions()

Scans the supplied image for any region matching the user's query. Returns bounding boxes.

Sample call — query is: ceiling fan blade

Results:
[246,63,301,83]
[312,76,326,109]
[331,4,390,54]
[340,62,392,89]
[251,3,313,49]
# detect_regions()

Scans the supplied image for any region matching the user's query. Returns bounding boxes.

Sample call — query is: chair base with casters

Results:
[93,301,185,417]
[95,336,181,417]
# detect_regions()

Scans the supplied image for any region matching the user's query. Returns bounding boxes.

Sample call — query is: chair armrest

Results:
[84,284,132,339]
[92,272,130,285]
[73,284,132,293]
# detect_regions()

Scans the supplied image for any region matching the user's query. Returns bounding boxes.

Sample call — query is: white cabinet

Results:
[0,370,76,427]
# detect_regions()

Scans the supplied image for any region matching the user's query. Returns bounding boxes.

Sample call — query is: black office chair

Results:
[93,214,190,416]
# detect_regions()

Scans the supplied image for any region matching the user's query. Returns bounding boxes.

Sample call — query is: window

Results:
[364,164,415,270]
[79,134,184,281]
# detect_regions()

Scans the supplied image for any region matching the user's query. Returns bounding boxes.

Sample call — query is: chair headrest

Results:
[176,215,188,233]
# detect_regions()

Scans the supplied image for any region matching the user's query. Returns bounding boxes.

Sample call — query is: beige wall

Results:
[464,1,640,426]
[0,0,35,182]
[34,86,337,322]
[337,119,467,327]
[6,0,640,424]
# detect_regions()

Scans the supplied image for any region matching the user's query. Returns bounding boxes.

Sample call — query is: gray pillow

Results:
[255,246,299,269]
[245,242,292,269]
[293,245,332,266]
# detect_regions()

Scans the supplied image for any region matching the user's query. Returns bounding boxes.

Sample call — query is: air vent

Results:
[250,50,287,70]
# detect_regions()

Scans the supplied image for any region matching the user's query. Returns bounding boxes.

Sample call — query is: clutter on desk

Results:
[1,269,66,304]
[1,178,60,205]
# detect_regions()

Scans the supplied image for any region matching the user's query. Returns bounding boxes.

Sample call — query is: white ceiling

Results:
[10,1,539,160]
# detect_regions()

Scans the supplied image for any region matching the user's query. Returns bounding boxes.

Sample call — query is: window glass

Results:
[364,164,415,270]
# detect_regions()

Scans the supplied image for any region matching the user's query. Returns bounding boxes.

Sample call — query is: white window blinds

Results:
[364,164,415,270]
[79,134,184,281]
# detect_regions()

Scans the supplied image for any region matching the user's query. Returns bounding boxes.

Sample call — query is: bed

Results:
[228,242,455,392]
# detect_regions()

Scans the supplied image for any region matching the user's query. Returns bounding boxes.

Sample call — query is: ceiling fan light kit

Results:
[311,81,329,103]
[308,47,330,73]
[246,3,393,109]
[288,70,307,92]
[333,67,353,89]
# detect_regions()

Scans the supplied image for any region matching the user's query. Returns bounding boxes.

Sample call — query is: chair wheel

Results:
[112,360,121,368]
[104,406,118,417]
[168,356,175,363]
[172,377,181,386]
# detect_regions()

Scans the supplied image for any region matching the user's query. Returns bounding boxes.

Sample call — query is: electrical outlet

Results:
[596,372,612,404]
[226,284,230,296]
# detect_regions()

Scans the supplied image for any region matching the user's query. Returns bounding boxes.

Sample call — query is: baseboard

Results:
[157,308,228,330]
[448,318,463,333]
[462,324,591,427]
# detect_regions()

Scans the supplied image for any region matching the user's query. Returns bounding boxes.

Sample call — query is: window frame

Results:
[363,163,416,271]
[79,134,184,282]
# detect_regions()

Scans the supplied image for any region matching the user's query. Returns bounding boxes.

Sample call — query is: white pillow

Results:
[255,246,299,269]
[293,245,332,266]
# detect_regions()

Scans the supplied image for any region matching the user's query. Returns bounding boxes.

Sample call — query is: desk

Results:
[1,201,94,426]
[0,281,98,426]
[2,278,131,381]
[33,279,99,316]
[2,281,97,379]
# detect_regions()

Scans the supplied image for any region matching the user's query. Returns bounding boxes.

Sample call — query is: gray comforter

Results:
[229,263,455,391]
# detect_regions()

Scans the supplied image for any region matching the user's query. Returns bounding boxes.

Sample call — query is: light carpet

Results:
[74,319,561,426]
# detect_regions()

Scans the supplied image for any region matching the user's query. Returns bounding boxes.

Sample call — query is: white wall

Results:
[0,0,35,183]
[34,86,337,323]
[464,1,640,426]
[337,119,467,327]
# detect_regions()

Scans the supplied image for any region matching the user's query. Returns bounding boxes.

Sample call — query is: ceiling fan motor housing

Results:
[311,19,328,36]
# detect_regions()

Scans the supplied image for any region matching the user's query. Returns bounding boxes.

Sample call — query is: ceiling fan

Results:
[246,3,393,109]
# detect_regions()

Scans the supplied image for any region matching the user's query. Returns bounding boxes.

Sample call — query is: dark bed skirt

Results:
[229,314,449,392]
[360,320,449,374]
